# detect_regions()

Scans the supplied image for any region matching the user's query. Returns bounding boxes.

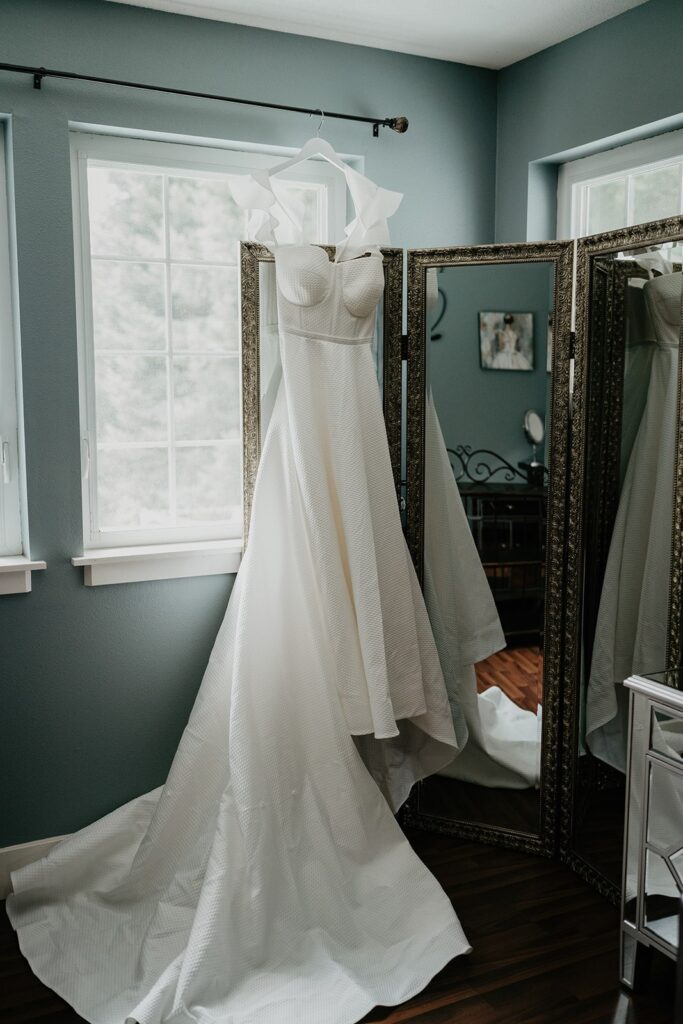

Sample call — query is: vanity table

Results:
[622,672,683,989]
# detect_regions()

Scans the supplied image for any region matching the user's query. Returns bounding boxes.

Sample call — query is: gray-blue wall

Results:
[4,0,683,848]
[429,263,552,473]
[495,0,683,242]
[0,0,498,846]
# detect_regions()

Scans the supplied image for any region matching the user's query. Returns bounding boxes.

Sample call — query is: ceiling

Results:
[106,0,651,69]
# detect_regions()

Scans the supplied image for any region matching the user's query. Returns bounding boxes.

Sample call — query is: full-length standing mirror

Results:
[403,242,573,853]
[562,216,683,899]
[240,243,403,537]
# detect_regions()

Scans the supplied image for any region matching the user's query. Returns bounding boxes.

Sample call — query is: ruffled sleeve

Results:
[229,169,280,247]
[229,160,402,260]
[337,165,402,261]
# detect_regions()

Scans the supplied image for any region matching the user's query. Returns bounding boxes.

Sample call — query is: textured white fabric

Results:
[586,272,681,771]
[438,681,543,790]
[229,160,401,263]
[423,391,540,788]
[7,174,470,1024]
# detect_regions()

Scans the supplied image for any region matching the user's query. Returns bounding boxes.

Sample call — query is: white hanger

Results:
[264,112,351,179]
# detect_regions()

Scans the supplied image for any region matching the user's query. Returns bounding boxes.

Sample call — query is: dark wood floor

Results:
[0,830,675,1024]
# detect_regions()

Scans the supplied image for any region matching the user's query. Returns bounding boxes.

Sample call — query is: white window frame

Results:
[557,128,683,239]
[0,123,45,594]
[70,131,348,585]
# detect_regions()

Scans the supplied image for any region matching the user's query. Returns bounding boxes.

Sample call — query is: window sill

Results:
[0,556,47,595]
[71,540,242,587]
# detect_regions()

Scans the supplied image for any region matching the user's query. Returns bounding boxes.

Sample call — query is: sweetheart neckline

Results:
[273,244,385,314]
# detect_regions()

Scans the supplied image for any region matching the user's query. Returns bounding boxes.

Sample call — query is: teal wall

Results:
[429,263,552,474]
[495,0,683,242]
[0,0,498,845]
[4,0,683,848]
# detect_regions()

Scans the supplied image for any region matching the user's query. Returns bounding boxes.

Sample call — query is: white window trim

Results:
[0,128,23,557]
[0,555,46,594]
[71,538,241,587]
[0,124,43,595]
[557,127,683,239]
[70,131,348,585]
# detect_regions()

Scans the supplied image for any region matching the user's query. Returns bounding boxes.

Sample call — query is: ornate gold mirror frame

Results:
[239,242,404,542]
[402,241,574,855]
[561,216,683,901]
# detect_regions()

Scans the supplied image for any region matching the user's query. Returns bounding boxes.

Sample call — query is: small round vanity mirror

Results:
[524,409,544,447]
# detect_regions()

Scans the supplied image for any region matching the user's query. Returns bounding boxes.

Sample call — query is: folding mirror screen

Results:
[240,217,683,900]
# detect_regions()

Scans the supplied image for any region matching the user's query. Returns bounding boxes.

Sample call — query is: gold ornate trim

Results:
[240,243,404,544]
[380,249,404,496]
[563,216,683,895]
[403,240,574,856]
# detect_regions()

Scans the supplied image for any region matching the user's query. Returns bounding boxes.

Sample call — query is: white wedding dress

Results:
[6,162,470,1024]
[586,271,681,771]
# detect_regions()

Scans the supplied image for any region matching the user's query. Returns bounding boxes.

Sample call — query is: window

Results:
[70,133,345,581]
[557,128,683,239]
[0,128,24,556]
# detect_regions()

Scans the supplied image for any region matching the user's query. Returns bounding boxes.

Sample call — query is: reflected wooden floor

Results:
[1,832,674,1023]
[477,646,543,714]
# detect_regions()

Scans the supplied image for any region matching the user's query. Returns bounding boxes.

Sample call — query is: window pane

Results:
[171,265,238,352]
[78,144,330,544]
[175,444,241,525]
[632,165,681,225]
[88,167,163,258]
[173,355,239,441]
[277,183,323,244]
[96,354,168,443]
[167,177,242,262]
[587,178,627,233]
[92,261,166,351]
[97,447,169,530]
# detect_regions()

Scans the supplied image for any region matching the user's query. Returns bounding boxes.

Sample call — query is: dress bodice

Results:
[274,244,385,344]
[644,272,682,350]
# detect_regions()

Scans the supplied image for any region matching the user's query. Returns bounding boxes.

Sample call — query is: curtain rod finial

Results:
[372,116,409,138]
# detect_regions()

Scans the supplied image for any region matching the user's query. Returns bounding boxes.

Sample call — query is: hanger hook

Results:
[313,108,324,136]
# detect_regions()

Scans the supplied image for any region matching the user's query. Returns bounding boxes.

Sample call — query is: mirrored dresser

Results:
[622,671,683,989]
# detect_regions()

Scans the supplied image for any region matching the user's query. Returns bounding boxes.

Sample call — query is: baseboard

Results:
[0,834,69,900]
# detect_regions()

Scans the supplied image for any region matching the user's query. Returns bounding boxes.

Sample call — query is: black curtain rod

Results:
[0,61,409,138]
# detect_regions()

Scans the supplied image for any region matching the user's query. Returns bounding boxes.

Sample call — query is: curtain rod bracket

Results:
[33,68,45,90]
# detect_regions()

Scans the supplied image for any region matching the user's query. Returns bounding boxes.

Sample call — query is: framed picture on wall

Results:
[479,311,534,371]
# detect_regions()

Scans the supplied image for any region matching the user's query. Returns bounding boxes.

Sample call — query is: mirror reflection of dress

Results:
[6,158,470,1024]
[424,271,542,789]
[587,271,682,772]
